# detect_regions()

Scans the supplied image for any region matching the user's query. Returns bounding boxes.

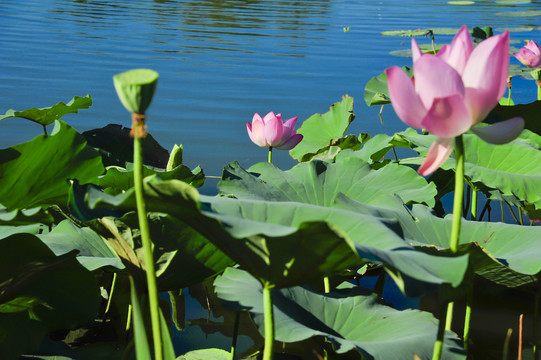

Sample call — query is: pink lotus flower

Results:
[385,26,524,176]
[514,40,541,68]
[246,112,303,150]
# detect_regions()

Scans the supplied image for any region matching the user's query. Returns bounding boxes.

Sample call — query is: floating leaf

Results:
[0,120,104,211]
[289,96,355,161]
[496,10,541,17]
[0,95,92,126]
[382,28,460,36]
[448,1,475,5]
[215,267,466,360]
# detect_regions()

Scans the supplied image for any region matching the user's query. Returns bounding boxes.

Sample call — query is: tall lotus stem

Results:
[133,116,162,360]
[532,69,541,101]
[263,284,275,360]
[433,135,465,360]
[113,69,162,360]
[268,147,273,164]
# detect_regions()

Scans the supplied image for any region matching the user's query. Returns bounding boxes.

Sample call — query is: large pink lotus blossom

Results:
[247,112,303,150]
[514,40,541,68]
[385,25,524,176]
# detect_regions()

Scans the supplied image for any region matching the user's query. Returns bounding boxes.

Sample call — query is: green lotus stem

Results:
[432,303,448,360]
[133,123,163,360]
[537,80,541,101]
[262,284,275,360]
[434,135,465,358]
[471,189,477,221]
[449,135,465,253]
[268,147,273,163]
[501,201,505,222]
[519,207,524,226]
[42,124,48,136]
[463,289,473,350]
[445,302,454,330]
[231,311,240,360]
[323,277,330,294]
[105,272,118,315]
[126,304,132,332]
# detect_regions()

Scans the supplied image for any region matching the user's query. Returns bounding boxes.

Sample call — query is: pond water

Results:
[1,0,541,355]
[1,0,540,189]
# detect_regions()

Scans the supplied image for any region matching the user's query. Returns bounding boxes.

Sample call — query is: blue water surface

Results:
[1,0,539,186]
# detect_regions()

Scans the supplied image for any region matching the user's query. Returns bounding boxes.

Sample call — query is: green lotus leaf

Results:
[98,162,204,195]
[336,197,541,289]
[215,267,466,360]
[77,177,360,288]
[178,349,232,360]
[496,10,541,17]
[364,66,412,106]
[0,233,100,360]
[0,205,54,226]
[397,129,541,211]
[92,212,233,291]
[0,95,92,126]
[202,194,469,297]
[489,101,541,136]
[0,120,104,211]
[289,96,355,161]
[218,158,436,208]
[113,69,158,114]
[82,123,170,168]
[381,28,459,36]
[37,220,124,271]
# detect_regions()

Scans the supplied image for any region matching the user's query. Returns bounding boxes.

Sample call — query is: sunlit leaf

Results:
[218,158,436,208]
[289,96,355,161]
[0,120,104,211]
[0,95,92,126]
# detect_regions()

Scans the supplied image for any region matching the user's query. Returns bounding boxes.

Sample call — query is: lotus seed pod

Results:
[113,69,159,114]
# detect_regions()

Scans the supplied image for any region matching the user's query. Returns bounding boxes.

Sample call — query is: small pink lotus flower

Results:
[514,40,541,68]
[246,112,303,150]
[385,25,524,176]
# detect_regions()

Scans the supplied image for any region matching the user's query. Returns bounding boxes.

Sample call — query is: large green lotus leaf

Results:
[289,96,355,161]
[218,158,436,208]
[336,197,541,289]
[82,123,170,168]
[489,101,541,136]
[364,67,413,107]
[0,233,100,359]
[202,194,469,297]
[0,120,104,211]
[215,267,465,360]
[0,95,92,126]
[36,220,124,271]
[79,177,360,288]
[98,162,204,195]
[92,212,234,291]
[397,129,541,211]
[0,205,54,226]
